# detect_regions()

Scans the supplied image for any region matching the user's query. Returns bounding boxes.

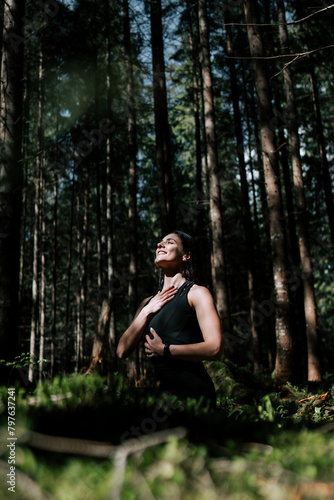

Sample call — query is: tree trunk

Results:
[0,0,25,383]
[198,0,232,349]
[94,50,104,294]
[85,299,111,375]
[124,0,139,383]
[187,0,206,239]
[244,0,294,384]
[277,0,321,382]
[76,168,89,372]
[246,76,276,370]
[19,53,31,307]
[105,8,117,373]
[309,66,334,250]
[150,0,175,234]
[65,167,75,374]
[29,158,40,382]
[29,51,44,383]
[39,166,46,382]
[106,138,117,371]
[50,173,58,378]
[0,3,4,83]
[225,12,261,370]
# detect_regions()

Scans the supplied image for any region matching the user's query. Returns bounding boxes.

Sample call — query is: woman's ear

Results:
[182,252,191,261]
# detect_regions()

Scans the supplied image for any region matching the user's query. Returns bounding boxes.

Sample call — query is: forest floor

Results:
[1,360,334,499]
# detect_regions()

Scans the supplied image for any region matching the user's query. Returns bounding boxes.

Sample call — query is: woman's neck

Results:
[162,273,186,290]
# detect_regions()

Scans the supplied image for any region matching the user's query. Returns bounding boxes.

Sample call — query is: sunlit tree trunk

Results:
[198,0,232,349]
[278,0,321,382]
[29,51,43,383]
[150,0,175,234]
[0,0,25,383]
[85,298,111,375]
[244,0,294,384]
[29,167,40,383]
[39,166,46,382]
[245,77,276,370]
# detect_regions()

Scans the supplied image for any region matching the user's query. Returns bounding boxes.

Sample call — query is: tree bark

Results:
[29,51,44,383]
[105,5,117,372]
[76,167,89,372]
[85,299,111,375]
[0,0,25,383]
[277,0,321,382]
[124,0,139,382]
[225,12,261,370]
[150,0,175,234]
[50,173,58,378]
[64,167,75,375]
[198,0,232,350]
[39,166,46,383]
[29,152,41,382]
[106,139,117,371]
[244,0,294,384]
[187,0,206,240]
[309,66,334,250]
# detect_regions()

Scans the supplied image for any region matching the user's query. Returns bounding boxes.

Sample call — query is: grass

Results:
[1,363,334,499]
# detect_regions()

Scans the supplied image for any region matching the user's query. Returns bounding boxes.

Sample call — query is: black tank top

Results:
[147,281,216,405]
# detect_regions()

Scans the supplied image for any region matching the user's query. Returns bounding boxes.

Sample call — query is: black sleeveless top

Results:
[147,281,216,405]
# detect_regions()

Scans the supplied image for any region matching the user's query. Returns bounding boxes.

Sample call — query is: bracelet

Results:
[164,344,171,358]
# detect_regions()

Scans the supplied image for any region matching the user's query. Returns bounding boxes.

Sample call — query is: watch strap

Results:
[164,343,171,358]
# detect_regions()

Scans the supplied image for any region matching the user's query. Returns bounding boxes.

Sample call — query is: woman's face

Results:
[155,233,189,268]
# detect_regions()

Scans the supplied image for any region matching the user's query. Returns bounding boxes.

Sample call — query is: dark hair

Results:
[159,230,200,288]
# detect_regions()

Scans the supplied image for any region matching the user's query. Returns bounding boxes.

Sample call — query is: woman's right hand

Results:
[143,286,178,316]
[117,286,178,359]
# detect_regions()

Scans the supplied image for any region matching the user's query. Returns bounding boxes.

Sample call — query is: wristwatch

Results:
[164,343,171,358]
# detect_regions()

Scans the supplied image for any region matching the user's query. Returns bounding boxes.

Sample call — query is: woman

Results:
[116,230,223,405]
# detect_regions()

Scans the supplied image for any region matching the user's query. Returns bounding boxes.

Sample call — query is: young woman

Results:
[116,230,223,405]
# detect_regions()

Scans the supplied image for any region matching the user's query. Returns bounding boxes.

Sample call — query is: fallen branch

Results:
[108,426,188,500]
[298,392,328,405]
[18,427,114,457]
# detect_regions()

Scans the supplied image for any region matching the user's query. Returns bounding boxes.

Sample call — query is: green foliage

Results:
[1,370,334,499]
[0,352,45,369]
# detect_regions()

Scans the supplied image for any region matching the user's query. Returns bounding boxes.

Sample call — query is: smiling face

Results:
[155,233,190,269]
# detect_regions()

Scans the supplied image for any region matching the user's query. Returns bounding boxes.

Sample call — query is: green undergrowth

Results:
[1,362,334,499]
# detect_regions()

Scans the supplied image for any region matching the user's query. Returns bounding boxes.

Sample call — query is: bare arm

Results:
[116,286,178,359]
[145,285,223,361]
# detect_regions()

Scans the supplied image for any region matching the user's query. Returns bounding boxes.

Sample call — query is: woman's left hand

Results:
[145,328,164,357]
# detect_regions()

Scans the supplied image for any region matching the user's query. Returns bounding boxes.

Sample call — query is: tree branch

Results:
[225,4,334,27]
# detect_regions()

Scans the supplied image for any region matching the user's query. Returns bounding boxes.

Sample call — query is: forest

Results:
[1,0,334,498]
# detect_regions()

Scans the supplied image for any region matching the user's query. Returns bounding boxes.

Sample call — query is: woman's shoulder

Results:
[187,284,214,307]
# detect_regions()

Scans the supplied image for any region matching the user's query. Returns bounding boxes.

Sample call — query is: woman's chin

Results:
[155,258,166,267]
